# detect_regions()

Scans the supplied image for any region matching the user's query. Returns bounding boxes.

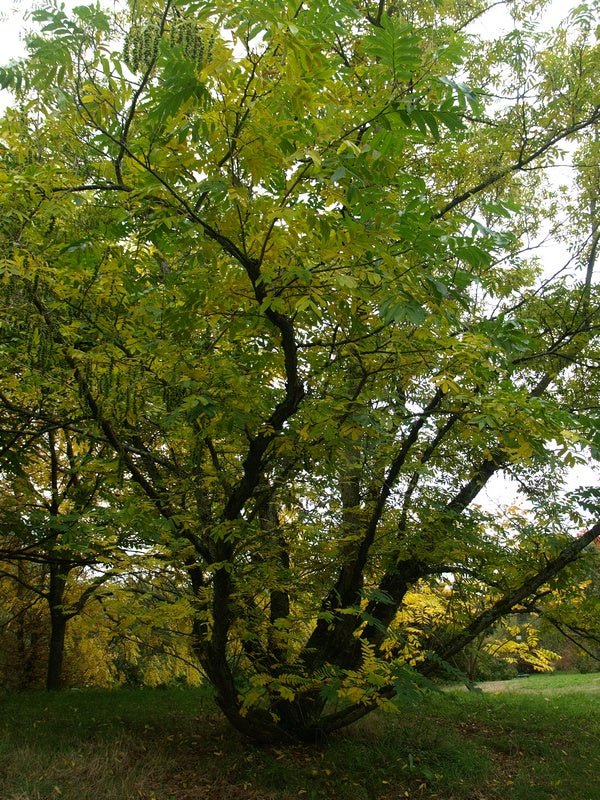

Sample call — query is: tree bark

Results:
[46,563,70,691]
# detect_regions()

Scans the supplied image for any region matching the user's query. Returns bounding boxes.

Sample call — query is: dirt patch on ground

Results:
[475,676,600,694]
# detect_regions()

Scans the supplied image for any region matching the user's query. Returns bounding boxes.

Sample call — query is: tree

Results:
[0,555,48,689]
[0,428,133,688]
[0,0,599,741]
[534,533,600,671]
[93,564,205,688]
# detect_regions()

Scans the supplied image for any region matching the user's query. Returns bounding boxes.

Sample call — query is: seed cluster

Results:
[123,23,161,73]
[170,19,215,68]
[123,19,215,73]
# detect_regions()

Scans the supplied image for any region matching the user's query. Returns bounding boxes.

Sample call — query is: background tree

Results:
[95,565,204,688]
[533,534,600,671]
[0,428,135,688]
[0,0,599,741]
[0,555,48,689]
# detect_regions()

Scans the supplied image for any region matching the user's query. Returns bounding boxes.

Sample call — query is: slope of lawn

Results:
[0,673,598,800]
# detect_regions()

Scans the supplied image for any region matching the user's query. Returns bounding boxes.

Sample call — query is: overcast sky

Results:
[0,0,585,61]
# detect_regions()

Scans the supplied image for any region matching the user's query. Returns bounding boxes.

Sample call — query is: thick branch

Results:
[435,108,600,219]
[422,522,600,671]
[223,306,305,521]
[311,522,600,736]
[542,613,600,662]
[302,390,447,671]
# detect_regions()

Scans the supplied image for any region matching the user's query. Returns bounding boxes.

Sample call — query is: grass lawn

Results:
[0,673,598,800]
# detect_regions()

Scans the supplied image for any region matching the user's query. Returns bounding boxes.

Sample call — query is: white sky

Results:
[0,0,584,59]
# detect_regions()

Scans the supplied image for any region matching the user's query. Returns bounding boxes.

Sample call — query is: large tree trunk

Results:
[193,523,600,743]
[46,563,70,691]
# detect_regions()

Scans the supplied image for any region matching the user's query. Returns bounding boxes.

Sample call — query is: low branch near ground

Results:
[424,522,600,671]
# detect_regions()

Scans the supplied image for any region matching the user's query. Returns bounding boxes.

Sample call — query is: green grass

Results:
[0,673,599,800]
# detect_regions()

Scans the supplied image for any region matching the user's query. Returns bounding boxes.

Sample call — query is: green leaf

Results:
[364,16,422,82]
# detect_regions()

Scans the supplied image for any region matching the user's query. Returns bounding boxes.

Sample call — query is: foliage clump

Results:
[0,0,599,743]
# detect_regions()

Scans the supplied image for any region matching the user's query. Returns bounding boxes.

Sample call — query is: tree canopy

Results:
[0,0,599,742]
